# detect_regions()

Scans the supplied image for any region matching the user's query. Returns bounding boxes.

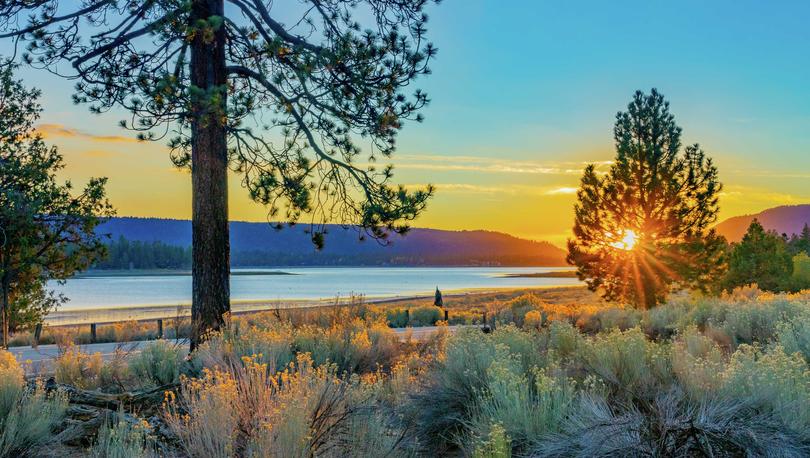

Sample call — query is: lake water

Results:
[48,267,581,310]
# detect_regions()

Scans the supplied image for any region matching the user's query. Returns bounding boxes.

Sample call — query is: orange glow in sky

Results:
[21,1,810,247]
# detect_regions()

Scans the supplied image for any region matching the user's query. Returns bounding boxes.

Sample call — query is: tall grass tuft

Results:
[532,389,810,457]
[89,411,157,458]
[129,340,184,386]
[165,353,371,458]
[0,350,67,456]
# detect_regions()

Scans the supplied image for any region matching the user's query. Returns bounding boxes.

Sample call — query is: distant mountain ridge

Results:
[714,205,810,242]
[97,217,567,267]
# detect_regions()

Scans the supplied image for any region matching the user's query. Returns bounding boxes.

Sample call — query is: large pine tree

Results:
[0,1,438,349]
[567,89,726,309]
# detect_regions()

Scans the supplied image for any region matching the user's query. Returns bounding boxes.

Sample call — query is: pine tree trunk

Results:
[1,279,8,348]
[189,0,230,351]
[1,249,8,348]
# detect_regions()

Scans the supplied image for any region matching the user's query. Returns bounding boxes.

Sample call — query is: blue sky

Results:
[6,1,810,244]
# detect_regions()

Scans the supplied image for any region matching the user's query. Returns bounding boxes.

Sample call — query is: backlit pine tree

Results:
[567,89,726,309]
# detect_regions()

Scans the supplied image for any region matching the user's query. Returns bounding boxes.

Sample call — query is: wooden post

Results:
[444,310,449,322]
[90,323,97,343]
[405,309,410,326]
[482,312,487,326]
[34,323,42,347]
[157,319,164,339]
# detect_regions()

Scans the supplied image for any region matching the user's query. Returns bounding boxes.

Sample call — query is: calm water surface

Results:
[49,267,581,310]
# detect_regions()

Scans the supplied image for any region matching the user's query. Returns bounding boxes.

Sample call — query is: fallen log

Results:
[26,379,183,454]
[41,377,179,414]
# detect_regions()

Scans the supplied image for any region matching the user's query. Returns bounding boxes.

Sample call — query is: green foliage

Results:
[581,327,671,395]
[722,219,793,292]
[720,345,810,433]
[0,0,437,243]
[776,311,810,363]
[408,329,511,453]
[788,223,810,256]
[128,340,184,386]
[788,252,810,291]
[0,350,67,456]
[96,236,191,270]
[0,65,113,344]
[386,308,409,328]
[472,423,512,458]
[534,390,810,457]
[385,306,440,327]
[567,89,725,309]
[470,363,574,453]
[90,412,156,458]
[409,307,441,326]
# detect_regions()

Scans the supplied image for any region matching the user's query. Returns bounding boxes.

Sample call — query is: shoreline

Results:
[75,269,298,278]
[43,285,585,326]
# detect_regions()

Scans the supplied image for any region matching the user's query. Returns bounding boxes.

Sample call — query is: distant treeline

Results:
[95,236,192,270]
[94,235,562,269]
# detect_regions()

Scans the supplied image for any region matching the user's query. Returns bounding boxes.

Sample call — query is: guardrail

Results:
[31,308,491,345]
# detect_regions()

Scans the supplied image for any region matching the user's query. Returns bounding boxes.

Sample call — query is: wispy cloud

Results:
[404,183,583,197]
[544,187,578,195]
[720,186,810,205]
[434,183,510,194]
[394,154,611,176]
[37,123,138,143]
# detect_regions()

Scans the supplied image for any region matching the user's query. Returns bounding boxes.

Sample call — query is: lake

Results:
[49,267,581,310]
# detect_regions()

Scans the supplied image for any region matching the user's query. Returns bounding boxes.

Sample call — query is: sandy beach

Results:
[43,285,589,326]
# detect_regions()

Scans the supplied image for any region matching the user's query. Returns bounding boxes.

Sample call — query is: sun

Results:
[609,229,638,251]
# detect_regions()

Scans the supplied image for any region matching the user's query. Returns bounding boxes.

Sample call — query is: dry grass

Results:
[5,286,810,456]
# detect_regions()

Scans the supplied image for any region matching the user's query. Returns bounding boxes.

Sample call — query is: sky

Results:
[6,1,810,246]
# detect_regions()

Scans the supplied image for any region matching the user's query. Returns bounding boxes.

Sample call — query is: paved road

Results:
[10,325,466,374]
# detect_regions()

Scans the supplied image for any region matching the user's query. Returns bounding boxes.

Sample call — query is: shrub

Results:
[576,307,640,333]
[165,354,366,458]
[469,362,574,454]
[670,326,725,398]
[89,412,156,458]
[409,307,441,326]
[192,325,294,374]
[490,325,545,371]
[129,340,184,386]
[494,294,542,327]
[579,327,671,396]
[472,423,511,458]
[718,297,799,346]
[720,345,810,433]
[293,320,399,374]
[533,389,810,457]
[386,308,409,328]
[523,310,545,330]
[641,301,688,339]
[0,350,67,456]
[54,345,106,389]
[543,321,583,360]
[407,328,510,453]
[776,311,810,363]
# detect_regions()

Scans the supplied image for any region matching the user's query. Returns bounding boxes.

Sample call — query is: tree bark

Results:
[189,0,230,351]
[1,248,9,348]
[1,272,8,348]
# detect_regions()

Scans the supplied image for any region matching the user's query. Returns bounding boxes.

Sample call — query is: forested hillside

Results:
[94,217,568,267]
